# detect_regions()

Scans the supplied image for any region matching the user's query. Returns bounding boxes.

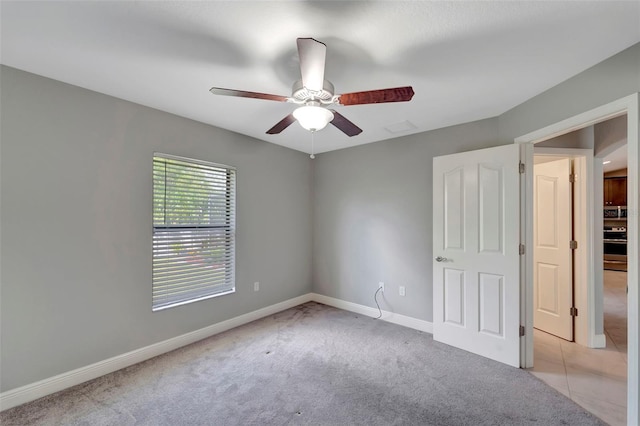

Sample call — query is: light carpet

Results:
[0,302,606,425]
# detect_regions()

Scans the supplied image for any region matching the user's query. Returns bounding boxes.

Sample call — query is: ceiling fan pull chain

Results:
[310,131,316,159]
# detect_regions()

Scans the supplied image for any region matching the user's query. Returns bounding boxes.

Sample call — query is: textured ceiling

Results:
[1,1,639,154]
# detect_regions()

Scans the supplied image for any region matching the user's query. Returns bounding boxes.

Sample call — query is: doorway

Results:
[601,141,628,385]
[432,93,638,423]
[517,94,638,424]
[530,142,628,424]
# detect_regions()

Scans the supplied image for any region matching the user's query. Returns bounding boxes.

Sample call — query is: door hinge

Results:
[519,244,525,255]
[520,325,525,337]
[570,307,578,317]
[569,174,577,183]
[519,162,525,174]
[570,240,578,250]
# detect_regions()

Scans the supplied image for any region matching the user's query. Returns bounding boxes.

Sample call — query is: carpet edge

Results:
[310,293,433,334]
[0,294,314,411]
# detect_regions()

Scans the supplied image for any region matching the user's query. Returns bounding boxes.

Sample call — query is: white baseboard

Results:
[591,333,607,348]
[310,293,433,334]
[1,292,432,412]
[0,293,313,411]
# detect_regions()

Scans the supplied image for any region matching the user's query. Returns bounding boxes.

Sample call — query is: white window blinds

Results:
[152,154,236,311]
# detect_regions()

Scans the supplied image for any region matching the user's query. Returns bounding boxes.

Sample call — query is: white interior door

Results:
[533,158,573,341]
[433,144,521,368]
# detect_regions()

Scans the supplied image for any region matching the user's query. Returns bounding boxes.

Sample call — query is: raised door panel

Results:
[443,269,465,326]
[479,273,504,337]
[444,167,465,250]
[478,164,503,254]
[535,175,559,249]
[536,263,560,316]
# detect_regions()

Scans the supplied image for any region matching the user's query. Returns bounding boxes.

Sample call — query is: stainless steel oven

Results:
[604,206,627,219]
[604,227,627,271]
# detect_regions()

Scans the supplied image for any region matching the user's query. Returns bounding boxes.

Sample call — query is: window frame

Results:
[152,153,236,311]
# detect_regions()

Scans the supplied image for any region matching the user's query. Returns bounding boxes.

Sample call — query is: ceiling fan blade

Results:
[329,110,362,137]
[297,38,326,92]
[338,86,415,106]
[266,114,296,134]
[210,87,289,103]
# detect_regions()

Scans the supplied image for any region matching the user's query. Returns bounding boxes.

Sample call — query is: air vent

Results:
[384,120,417,134]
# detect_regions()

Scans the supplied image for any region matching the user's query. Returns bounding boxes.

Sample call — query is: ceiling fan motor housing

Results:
[292,79,335,103]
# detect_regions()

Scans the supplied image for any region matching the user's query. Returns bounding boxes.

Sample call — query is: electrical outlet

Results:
[399,286,406,296]
[379,282,384,293]
[254,282,260,292]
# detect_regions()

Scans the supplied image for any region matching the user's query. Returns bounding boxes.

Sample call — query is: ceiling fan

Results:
[210,38,415,137]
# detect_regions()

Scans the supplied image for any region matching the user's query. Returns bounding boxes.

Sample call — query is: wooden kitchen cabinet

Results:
[604,176,627,206]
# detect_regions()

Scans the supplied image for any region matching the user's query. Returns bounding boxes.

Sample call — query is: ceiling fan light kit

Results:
[293,103,334,132]
[210,37,414,140]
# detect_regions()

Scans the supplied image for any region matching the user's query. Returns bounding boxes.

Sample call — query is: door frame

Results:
[515,93,639,424]
[533,149,592,347]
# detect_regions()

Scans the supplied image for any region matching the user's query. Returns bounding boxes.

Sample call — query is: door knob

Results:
[435,256,447,262]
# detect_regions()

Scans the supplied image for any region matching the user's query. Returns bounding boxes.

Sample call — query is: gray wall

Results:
[2,41,638,394]
[595,115,627,156]
[313,43,639,322]
[313,119,500,321]
[498,43,640,144]
[537,114,627,156]
[0,66,313,391]
[536,125,594,150]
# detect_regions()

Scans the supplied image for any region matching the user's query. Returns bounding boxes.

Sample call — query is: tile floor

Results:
[529,270,628,426]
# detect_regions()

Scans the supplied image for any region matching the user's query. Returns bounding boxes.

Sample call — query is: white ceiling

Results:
[1,1,639,154]
[603,144,628,173]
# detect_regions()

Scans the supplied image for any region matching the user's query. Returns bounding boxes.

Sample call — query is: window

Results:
[152,154,236,311]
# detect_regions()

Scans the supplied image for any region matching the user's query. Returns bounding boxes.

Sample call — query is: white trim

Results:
[593,158,605,347]
[0,292,434,412]
[153,151,237,171]
[574,155,595,348]
[515,93,639,425]
[514,105,628,146]
[310,293,433,333]
[627,93,639,425]
[592,333,607,349]
[520,143,534,368]
[0,294,313,411]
